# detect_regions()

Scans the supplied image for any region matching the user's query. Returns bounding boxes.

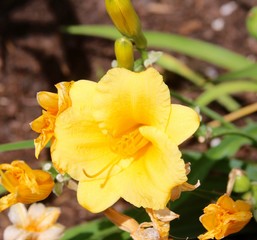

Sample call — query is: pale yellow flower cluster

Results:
[4,203,64,240]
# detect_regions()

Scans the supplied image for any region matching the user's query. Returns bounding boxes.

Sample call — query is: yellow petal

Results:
[199,195,253,240]
[52,80,119,180]
[16,176,53,204]
[104,208,139,233]
[1,161,54,208]
[0,193,18,212]
[30,111,56,158]
[34,132,53,159]
[55,81,74,113]
[93,67,171,137]
[30,114,46,133]
[170,180,200,201]
[28,203,61,231]
[77,178,120,213]
[217,194,236,212]
[235,200,252,211]
[223,211,252,236]
[37,92,58,114]
[37,224,65,240]
[199,209,218,230]
[3,225,31,240]
[166,104,200,145]
[117,126,187,209]
[77,127,187,212]
[8,203,28,227]
[198,230,216,240]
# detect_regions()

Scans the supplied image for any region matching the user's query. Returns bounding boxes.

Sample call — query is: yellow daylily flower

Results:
[48,67,200,213]
[3,203,64,240]
[198,194,252,240]
[0,161,54,212]
[30,82,73,158]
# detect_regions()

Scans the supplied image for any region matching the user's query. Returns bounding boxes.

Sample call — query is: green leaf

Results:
[217,63,257,82]
[0,140,35,152]
[0,185,6,195]
[61,218,129,240]
[246,163,257,181]
[157,54,240,111]
[62,25,254,71]
[246,6,257,39]
[196,81,257,106]
[157,53,206,86]
[206,123,257,161]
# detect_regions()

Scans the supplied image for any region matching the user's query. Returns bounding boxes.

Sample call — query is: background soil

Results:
[0,0,257,238]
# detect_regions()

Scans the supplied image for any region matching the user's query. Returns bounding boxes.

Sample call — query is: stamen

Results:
[83,157,124,188]
[100,160,120,188]
[111,128,148,157]
[83,158,120,179]
[82,128,148,188]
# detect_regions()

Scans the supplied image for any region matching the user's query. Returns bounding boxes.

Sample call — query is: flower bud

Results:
[233,174,251,193]
[115,37,134,70]
[105,0,147,49]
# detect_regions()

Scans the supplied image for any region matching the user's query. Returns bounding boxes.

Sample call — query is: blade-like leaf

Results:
[159,53,240,111]
[217,63,257,81]
[61,216,129,240]
[157,53,206,86]
[62,25,254,70]
[0,140,35,152]
[196,81,257,106]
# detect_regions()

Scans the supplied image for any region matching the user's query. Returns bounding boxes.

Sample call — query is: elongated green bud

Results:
[105,0,147,49]
[115,37,134,70]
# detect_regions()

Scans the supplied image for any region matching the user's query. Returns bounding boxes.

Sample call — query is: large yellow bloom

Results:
[30,82,73,158]
[47,67,200,213]
[0,161,54,212]
[198,194,252,240]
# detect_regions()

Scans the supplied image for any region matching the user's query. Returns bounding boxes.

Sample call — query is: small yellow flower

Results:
[198,194,252,240]
[3,203,64,240]
[0,161,54,212]
[49,67,200,213]
[30,81,73,158]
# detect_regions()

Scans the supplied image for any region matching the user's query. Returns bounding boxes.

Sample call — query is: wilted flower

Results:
[0,161,54,212]
[46,67,199,213]
[170,163,200,201]
[104,207,179,240]
[30,81,73,158]
[3,203,64,240]
[198,194,252,240]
